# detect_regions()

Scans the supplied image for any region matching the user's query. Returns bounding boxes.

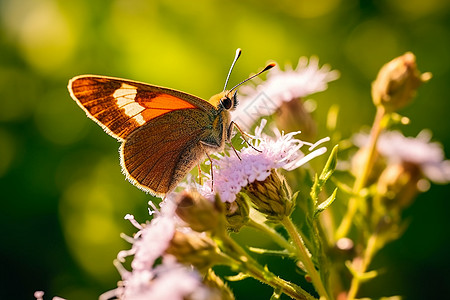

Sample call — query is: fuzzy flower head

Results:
[102,200,225,300]
[114,197,179,274]
[104,259,214,300]
[354,130,450,184]
[233,56,340,129]
[202,119,328,203]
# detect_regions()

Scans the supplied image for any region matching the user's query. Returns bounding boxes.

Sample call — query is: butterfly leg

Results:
[197,164,203,185]
[228,142,241,160]
[229,121,262,153]
[199,142,214,192]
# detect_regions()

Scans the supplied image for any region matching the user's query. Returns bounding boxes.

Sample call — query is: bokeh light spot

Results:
[3,0,77,73]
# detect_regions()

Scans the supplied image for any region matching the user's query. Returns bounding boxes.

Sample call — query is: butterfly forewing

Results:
[68,75,215,140]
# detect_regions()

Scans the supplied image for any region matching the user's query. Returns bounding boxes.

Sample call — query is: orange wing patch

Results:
[140,93,197,110]
[138,92,197,122]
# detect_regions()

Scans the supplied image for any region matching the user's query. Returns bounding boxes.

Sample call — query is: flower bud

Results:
[166,231,225,271]
[175,190,223,232]
[276,98,318,141]
[244,170,294,222]
[372,52,431,112]
[350,146,385,186]
[376,162,421,210]
[224,193,250,232]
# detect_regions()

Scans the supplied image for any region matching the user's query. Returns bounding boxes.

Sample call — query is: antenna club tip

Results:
[264,63,276,71]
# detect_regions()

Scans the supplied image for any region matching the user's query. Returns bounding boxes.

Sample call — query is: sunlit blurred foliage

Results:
[0,0,449,299]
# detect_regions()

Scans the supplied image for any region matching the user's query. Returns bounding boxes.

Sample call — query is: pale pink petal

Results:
[201,120,328,202]
[354,130,450,184]
[233,57,339,129]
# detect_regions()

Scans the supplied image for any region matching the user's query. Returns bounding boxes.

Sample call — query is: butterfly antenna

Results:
[229,62,276,93]
[223,48,242,92]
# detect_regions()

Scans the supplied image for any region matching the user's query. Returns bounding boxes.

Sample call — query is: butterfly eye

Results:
[220,96,233,110]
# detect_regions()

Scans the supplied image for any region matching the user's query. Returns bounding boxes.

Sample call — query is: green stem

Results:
[347,233,379,300]
[247,219,296,253]
[281,217,331,300]
[335,106,386,239]
[217,231,316,300]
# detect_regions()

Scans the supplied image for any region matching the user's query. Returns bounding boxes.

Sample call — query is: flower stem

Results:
[217,231,316,300]
[347,233,379,300]
[247,219,296,253]
[281,216,332,300]
[335,106,386,239]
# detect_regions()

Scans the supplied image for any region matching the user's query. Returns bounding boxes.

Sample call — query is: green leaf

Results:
[248,247,294,258]
[291,190,299,206]
[225,272,250,281]
[314,188,337,219]
[319,144,339,182]
[310,173,320,202]
[310,145,338,209]
[345,260,379,281]
[331,177,353,196]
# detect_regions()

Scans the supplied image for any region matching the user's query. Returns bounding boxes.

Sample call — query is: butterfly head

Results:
[209,49,275,112]
[209,90,238,111]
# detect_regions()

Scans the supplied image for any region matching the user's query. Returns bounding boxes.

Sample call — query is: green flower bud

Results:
[276,98,318,141]
[175,191,224,232]
[376,162,421,211]
[244,170,294,222]
[224,193,250,232]
[372,52,431,112]
[166,231,225,271]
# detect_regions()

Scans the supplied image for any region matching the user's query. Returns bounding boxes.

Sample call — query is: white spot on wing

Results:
[134,113,146,125]
[122,102,144,117]
[114,83,138,106]
[114,83,146,125]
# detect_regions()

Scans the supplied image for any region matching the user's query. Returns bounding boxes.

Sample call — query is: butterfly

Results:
[68,49,274,197]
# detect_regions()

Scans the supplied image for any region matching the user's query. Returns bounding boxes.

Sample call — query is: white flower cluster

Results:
[100,202,214,300]
[233,56,339,129]
[354,130,450,183]
[201,120,328,202]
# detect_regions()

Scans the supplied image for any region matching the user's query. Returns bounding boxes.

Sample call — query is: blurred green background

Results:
[1,0,449,299]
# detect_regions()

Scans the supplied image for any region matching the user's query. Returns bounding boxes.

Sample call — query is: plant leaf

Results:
[248,247,294,258]
[319,144,339,182]
[314,188,337,218]
[225,272,250,281]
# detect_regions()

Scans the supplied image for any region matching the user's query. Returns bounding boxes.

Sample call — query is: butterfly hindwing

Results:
[120,109,211,196]
[68,75,216,140]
